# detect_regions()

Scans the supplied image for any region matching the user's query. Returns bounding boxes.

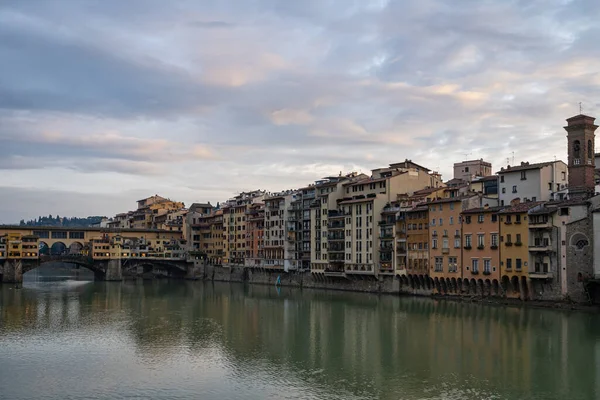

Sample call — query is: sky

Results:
[1,0,600,223]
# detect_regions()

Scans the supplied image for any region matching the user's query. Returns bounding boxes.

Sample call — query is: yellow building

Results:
[498,201,542,298]
[0,233,39,260]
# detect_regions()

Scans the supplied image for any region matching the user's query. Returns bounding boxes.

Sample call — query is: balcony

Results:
[303,192,316,199]
[380,232,394,239]
[378,219,396,226]
[529,219,551,229]
[442,247,450,254]
[529,245,552,252]
[529,270,553,279]
[328,221,345,230]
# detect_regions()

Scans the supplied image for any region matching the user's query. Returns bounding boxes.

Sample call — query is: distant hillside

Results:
[19,215,106,227]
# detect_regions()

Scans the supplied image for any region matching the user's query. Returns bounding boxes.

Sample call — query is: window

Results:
[515,258,522,271]
[449,257,457,272]
[443,238,449,249]
[516,233,522,244]
[449,203,454,210]
[484,259,491,273]
[506,234,512,244]
[449,216,454,225]
[561,171,566,180]
[515,214,521,223]
[465,234,472,248]
[432,238,438,249]
[478,214,484,223]
[434,257,443,272]
[455,229,460,237]
[505,215,512,223]
[491,214,497,222]
[477,234,484,248]
[506,258,512,270]
[465,166,469,172]
[472,259,479,273]
[439,218,443,226]
[454,238,461,248]
[521,171,527,180]
[512,185,517,193]
[465,216,471,224]
[431,218,436,226]
[560,207,569,216]
[502,187,506,193]
[439,204,443,211]
[491,233,498,247]
[548,182,553,190]
[573,140,581,163]
[500,175,505,183]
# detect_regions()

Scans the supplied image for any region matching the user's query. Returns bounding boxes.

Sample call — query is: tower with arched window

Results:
[565,114,598,199]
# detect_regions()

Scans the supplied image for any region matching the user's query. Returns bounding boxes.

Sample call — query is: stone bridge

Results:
[0,255,195,284]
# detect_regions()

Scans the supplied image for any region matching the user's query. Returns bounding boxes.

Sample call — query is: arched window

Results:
[588,139,593,160]
[573,140,581,161]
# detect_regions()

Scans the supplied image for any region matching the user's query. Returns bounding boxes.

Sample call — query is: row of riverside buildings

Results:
[93,113,600,303]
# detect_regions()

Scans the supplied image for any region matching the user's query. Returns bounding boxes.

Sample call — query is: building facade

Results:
[497,161,568,206]
[453,159,493,182]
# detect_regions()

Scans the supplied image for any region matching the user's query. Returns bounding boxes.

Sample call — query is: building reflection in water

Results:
[2,281,600,399]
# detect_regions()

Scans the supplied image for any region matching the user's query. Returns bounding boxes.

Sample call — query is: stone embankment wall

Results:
[191,262,595,306]
[193,263,460,298]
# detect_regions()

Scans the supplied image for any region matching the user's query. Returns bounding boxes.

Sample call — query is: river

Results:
[1,276,600,400]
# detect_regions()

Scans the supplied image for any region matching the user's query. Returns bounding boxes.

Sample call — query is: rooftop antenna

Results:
[464,152,471,161]
[579,102,583,115]
[512,151,515,165]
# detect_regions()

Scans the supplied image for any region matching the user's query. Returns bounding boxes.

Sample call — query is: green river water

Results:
[1,276,600,399]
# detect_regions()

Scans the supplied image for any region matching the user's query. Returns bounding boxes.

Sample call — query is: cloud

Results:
[1,0,600,221]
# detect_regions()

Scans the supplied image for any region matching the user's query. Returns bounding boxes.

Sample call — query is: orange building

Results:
[461,205,503,294]
[406,204,429,279]
[428,195,480,292]
[245,203,265,267]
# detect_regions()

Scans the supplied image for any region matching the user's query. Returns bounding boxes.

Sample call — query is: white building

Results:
[497,161,568,206]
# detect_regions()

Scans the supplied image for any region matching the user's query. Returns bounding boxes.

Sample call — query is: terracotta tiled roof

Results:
[428,195,477,205]
[461,206,505,214]
[498,201,544,214]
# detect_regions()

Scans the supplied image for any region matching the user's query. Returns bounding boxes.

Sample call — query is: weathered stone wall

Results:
[1,260,23,284]
[565,214,594,303]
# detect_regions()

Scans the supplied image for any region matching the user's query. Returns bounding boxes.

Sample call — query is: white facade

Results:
[497,161,568,206]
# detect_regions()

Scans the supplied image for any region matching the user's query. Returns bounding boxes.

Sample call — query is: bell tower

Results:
[565,114,598,199]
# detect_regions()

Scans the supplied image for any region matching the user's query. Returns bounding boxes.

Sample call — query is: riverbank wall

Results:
[194,264,541,301]
[193,263,600,309]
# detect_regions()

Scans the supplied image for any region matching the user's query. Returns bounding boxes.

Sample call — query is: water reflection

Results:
[1,280,600,400]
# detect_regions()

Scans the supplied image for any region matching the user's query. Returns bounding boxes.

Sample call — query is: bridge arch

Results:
[68,241,84,255]
[22,255,105,278]
[39,241,49,255]
[50,242,67,256]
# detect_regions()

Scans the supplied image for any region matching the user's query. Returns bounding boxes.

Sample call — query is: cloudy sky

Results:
[1,0,599,223]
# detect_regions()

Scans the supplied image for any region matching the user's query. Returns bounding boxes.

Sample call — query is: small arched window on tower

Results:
[573,140,581,165]
[588,140,593,164]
